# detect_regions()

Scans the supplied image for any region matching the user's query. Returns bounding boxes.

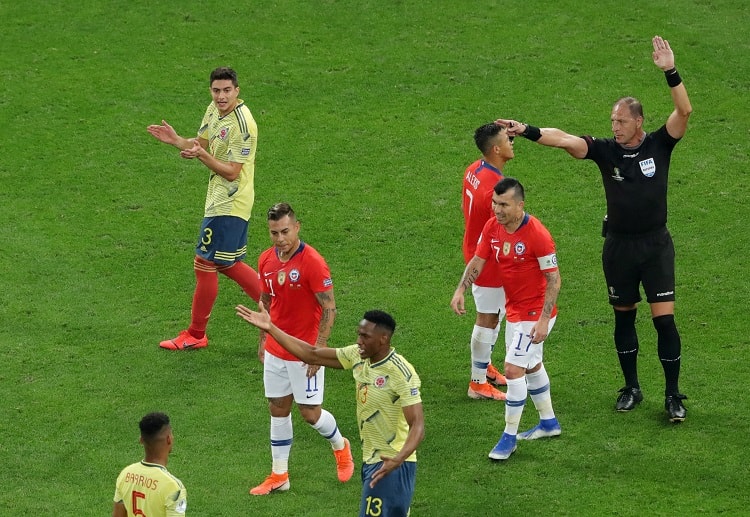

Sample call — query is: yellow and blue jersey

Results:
[197,99,257,221]
[337,345,422,464]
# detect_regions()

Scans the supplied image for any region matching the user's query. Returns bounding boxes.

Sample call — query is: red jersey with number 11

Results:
[258,242,333,361]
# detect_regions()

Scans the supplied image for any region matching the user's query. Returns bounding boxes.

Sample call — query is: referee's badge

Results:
[277,271,286,285]
[639,158,656,177]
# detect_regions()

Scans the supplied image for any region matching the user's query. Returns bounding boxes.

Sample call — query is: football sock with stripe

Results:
[526,364,556,421]
[270,415,293,474]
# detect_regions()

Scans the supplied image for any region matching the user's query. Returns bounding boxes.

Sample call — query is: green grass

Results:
[2,0,749,515]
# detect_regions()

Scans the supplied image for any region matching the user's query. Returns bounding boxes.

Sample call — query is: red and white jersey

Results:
[258,242,333,361]
[475,213,558,322]
[462,159,503,287]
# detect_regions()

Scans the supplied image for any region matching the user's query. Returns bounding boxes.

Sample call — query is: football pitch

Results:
[2,1,749,515]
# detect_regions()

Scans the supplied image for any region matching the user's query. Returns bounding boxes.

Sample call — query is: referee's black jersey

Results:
[583,125,680,235]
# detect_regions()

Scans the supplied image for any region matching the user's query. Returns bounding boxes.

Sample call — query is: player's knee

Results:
[298,405,321,425]
[652,314,678,335]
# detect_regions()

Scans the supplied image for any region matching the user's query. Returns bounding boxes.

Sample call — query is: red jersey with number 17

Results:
[462,159,503,287]
[258,242,333,361]
[475,213,558,322]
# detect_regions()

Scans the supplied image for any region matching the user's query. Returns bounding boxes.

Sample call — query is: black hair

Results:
[139,412,170,443]
[210,67,239,87]
[363,310,396,335]
[473,122,504,155]
[494,177,525,201]
[267,202,297,222]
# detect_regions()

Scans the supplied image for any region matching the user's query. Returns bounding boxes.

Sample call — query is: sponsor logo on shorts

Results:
[656,291,674,297]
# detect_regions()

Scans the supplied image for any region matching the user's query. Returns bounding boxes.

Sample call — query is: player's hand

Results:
[146,120,179,145]
[529,319,549,344]
[495,119,525,137]
[652,35,675,71]
[450,292,466,315]
[369,455,401,488]
[306,364,321,378]
[180,139,204,160]
[236,302,272,331]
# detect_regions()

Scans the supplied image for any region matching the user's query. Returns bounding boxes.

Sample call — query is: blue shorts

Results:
[195,216,249,266]
[359,461,417,517]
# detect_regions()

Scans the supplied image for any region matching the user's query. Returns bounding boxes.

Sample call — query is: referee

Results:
[497,35,692,423]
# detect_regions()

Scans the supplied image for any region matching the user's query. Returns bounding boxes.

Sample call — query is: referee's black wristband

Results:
[664,67,682,88]
[521,124,542,141]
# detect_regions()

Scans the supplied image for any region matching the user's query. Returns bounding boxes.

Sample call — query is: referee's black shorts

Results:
[602,226,676,306]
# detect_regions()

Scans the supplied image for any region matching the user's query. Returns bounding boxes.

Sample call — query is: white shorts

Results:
[504,317,557,369]
[263,352,326,405]
[472,285,506,316]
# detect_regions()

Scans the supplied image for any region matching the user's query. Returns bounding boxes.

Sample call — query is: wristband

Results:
[521,124,542,142]
[664,67,682,88]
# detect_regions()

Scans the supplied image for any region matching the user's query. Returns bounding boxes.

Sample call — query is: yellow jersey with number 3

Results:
[197,99,257,220]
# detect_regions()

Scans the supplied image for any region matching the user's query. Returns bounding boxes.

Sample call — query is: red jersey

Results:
[462,159,503,287]
[258,242,333,361]
[475,214,558,322]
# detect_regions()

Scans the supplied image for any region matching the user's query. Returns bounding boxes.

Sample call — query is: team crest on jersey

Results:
[277,271,286,285]
[515,242,526,255]
[289,269,300,282]
[503,242,511,256]
[219,126,230,140]
[374,376,387,388]
[639,158,656,177]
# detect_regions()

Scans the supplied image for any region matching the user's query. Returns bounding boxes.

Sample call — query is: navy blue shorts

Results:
[359,461,417,517]
[602,226,676,306]
[195,216,249,266]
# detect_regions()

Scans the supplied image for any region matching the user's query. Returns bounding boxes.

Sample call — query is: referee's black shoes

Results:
[615,386,643,411]
[665,394,688,423]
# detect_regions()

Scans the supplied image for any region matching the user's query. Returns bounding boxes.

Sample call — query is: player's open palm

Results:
[146,119,179,145]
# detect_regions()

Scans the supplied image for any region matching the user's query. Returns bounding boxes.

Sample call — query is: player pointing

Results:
[496,35,693,422]
[237,303,425,516]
